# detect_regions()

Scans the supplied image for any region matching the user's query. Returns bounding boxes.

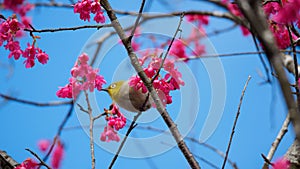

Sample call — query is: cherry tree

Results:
[1,0,300,169]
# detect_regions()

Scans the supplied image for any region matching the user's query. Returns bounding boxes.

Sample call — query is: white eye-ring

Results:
[110,83,116,89]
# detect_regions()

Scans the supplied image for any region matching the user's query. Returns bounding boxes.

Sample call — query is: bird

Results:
[101,80,152,112]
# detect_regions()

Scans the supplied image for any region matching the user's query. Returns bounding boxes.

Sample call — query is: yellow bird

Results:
[101,80,151,112]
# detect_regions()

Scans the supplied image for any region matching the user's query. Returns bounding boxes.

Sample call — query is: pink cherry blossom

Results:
[263,1,280,16]
[95,74,106,90]
[72,79,81,99]
[56,78,73,98]
[269,22,297,49]
[78,52,89,64]
[163,59,175,72]
[21,16,32,29]
[186,14,209,25]
[22,43,36,68]
[5,40,22,59]
[107,116,126,130]
[240,26,250,36]
[9,48,23,60]
[192,40,206,57]
[51,141,64,169]
[3,0,24,11]
[271,158,290,169]
[23,43,36,59]
[273,0,300,24]
[57,53,106,99]
[170,39,188,61]
[223,2,251,36]
[99,104,125,142]
[94,11,105,23]
[129,75,148,93]
[8,17,23,33]
[74,0,105,23]
[227,3,242,17]
[106,105,126,130]
[17,3,34,17]
[15,158,38,169]
[36,48,49,64]
[24,58,35,68]
[91,1,100,14]
[74,0,92,21]
[100,126,120,142]
[149,57,162,70]
[131,40,141,51]
[38,139,50,152]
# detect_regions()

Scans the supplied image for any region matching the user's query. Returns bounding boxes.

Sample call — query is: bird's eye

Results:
[110,83,116,89]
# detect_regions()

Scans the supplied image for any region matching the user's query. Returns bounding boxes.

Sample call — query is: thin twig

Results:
[261,154,272,166]
[221,76,251,169]
[206,24,238,37]
[76,103,89,114]
[179,50,300,60]
[0,93,72,107]
[29,2,73,8]
[251,33,272,83]
[108,112,142,169]
[113,10,244,25]
[262,115,290,169]
[151,13,185,83]
[287,26,300,106]
[93,112,107,121]
[129,0,146,38]
[24,24,112,33]
[25,148,51,169]
[262,0,280,5]
[83,91,96,169]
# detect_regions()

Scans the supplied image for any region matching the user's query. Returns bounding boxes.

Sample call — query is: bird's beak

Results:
[101,88,108,92]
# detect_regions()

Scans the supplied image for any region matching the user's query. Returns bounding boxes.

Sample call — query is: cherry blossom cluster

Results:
[56,53,106,99]
[3,0,33,28]
[169,37,206,61]
[129,55,185,106]
[179,15,208,60]
[186,14,209,35]
[263,1,299,49]
[1,15,49,68]
[37,139,64,169]
[100,104,126,142]
[74,0,105,23]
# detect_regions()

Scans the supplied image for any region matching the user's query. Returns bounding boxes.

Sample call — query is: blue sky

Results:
[0,0,295,169]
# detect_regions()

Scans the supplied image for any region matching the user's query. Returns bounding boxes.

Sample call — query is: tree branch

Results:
[24,24,112,33]
[83,91,96,169]
[25,148,51,169]
[262,115,290,169]
[100,0,200,168]
[236,0,300,145]
[108,112,142,169]
[221,75,251,169]
[0,93,72,107]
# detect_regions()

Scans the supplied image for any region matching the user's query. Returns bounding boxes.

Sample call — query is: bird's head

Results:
[101,80,125,101]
